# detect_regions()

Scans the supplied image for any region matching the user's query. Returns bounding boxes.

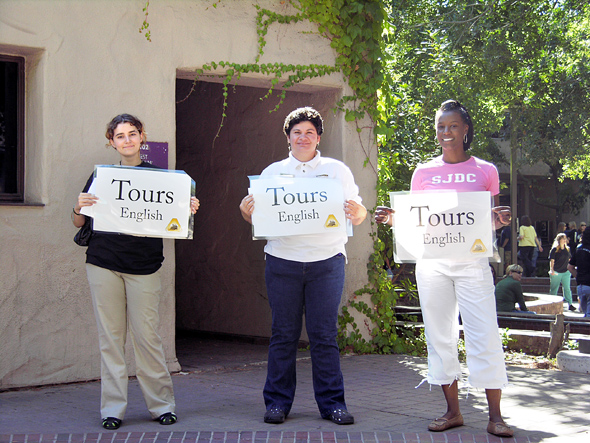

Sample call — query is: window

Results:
[0,55,25,202]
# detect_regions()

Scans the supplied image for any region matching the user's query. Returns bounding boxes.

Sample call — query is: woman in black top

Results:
[72,114,199,430]
[549,233,574,311]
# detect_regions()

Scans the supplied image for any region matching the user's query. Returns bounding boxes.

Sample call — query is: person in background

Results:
[578,222,586,243]
[239,107,367,425]
[73,114,200,430]
[549,233,575,312]
[565,221,578,246]
[518,215,543,277]
[375,99,513,438]
[569,228,590,317]
[499,225,511,273]
[495,264,531,312]
[557,221,567,237]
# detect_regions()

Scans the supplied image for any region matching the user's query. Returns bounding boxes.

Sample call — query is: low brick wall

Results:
[522,293,563,315]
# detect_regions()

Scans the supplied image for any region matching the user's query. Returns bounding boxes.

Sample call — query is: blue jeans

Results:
[578,285,590,317]
[519,246,535,276]
[263,253,347,417]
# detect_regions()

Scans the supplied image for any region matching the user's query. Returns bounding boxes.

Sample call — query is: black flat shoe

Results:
[323,408,354,425]
[102,417,122,430]
[264,406,286,424]
[157,412,177,425]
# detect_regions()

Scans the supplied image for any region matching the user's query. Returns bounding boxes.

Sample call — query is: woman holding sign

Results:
[375,100,513,437]
[72,114,199,430]
[239,107,367,425]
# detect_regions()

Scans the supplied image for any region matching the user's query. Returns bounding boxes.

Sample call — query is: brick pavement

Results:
[1,347,589,442]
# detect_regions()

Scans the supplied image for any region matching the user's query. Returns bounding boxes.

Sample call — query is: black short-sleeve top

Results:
[82,162,164,275]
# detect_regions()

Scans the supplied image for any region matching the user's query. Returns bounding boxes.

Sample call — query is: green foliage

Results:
[379,0,590,217]
[296,0,389,124]
[139,1,151,42]
[563,340,579,351]
[500,328,516,351]
[337,230,426,355]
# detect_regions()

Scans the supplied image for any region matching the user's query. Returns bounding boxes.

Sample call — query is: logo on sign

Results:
[470,239,487,253]
[325,214,340,228]
[166,218,181,232]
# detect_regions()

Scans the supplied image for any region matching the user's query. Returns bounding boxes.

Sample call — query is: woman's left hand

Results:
[344,200,367,226]
[492,205,511,229]
[190,197,200,215]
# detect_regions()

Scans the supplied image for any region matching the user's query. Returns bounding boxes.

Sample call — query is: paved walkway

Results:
[1,339,589,443]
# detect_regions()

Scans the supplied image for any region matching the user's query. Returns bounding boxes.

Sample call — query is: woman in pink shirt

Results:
[375,100,512,437]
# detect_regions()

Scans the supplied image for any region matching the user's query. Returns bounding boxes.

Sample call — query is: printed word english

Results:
[424,232,466,247]
[120,207,163,223]
[278,209,320,224]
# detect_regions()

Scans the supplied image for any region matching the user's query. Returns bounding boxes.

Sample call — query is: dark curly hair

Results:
[283,107,324,137]
[105,114,145,142]
[436,100,474,151]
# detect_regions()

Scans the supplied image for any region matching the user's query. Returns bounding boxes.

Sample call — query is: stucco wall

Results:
[0,0,376,388]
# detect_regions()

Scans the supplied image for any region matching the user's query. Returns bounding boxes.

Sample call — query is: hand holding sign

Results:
[344,200,368,226]
[80,165,196,239]
[248,176,351,239]
[374,206,394,226]
[390,190,494,262]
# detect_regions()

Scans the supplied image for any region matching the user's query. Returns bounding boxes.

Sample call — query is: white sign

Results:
[249,176,351,238]
[390,190,493,262]
[81,165,195,239]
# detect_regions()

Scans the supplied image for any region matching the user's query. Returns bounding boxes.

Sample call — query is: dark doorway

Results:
[175,79,337,339]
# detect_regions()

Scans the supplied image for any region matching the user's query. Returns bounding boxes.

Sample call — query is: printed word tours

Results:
[111,179,174,204]
[266,187,327,206]
[410,205,475,227]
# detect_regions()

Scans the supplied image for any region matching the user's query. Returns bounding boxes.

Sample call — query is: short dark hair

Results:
[582,228,590,245]
[436,100,474,151]
[283,107,324,137]
[105,114,145,141]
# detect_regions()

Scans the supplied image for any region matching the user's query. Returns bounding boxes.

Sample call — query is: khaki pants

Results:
[86,264,175,420]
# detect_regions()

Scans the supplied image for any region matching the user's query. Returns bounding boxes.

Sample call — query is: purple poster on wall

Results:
[140,142,168,169]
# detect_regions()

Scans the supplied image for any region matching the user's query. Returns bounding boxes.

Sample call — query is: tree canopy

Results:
[378,0,590,217]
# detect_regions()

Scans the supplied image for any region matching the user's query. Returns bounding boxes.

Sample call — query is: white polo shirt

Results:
[261,151,362,263]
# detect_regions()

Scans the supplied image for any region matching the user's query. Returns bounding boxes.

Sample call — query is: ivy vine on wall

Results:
[140,1,387,155]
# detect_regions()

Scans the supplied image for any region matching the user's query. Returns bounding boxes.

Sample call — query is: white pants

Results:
[86,264,175,419]
[415,259,508,389]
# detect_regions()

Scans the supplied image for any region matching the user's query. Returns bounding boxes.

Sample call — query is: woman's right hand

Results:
[76,192,98,212]
[374,206,394,227]
[72,193,98,227]
[239,194,255,224]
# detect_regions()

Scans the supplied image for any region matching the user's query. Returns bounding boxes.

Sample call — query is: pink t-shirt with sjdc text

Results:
[411,155,500,195]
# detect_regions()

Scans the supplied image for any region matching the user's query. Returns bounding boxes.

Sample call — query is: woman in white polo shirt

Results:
[239,107,367,425]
